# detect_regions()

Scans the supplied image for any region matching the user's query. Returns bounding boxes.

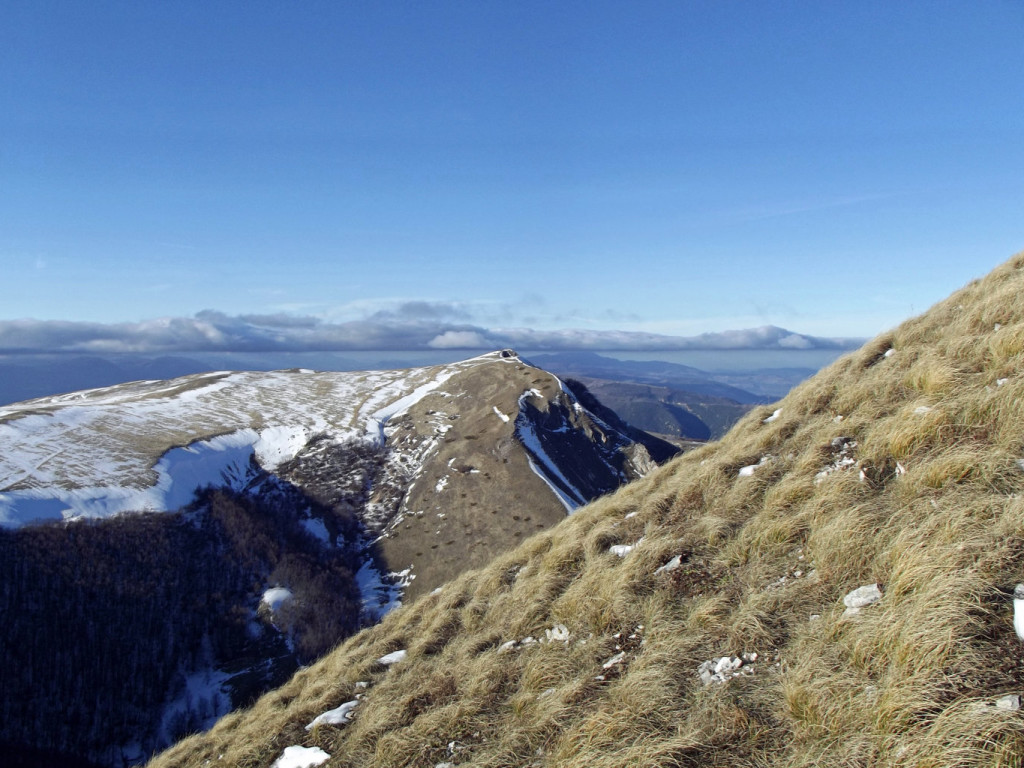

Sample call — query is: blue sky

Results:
[2,1,1023,350]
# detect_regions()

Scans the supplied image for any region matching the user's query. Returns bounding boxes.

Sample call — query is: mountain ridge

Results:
[0,351,679,766]
[146,252,1024,768]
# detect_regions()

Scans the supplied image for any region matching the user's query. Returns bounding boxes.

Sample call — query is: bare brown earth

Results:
[378,361,581,601]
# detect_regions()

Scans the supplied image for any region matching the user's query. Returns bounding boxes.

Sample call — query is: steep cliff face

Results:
[361,353,675,601]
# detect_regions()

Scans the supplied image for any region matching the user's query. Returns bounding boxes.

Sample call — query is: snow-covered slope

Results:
[0,359,459,526]
[0,350,677,767]
[0,350,666,596]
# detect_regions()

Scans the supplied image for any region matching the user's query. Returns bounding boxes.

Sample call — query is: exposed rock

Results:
[545,624,570,643]
[377,650,407,666]
[842,584,883,617]
[655,554,683,574]
[996,694,1021,711]
[1013,583,1024,641]
[697,655,753,685]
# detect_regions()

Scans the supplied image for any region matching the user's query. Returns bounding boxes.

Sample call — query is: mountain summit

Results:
[0,350,676,766]
[146,253,1024,768]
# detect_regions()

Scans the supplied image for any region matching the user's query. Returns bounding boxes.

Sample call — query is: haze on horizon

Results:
[2,1,1022,352]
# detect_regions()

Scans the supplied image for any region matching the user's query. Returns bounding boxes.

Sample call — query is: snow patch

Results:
[738,455,772,477]
[492,406,510,423]
[355,557,409,620]
[365,371,457,444]
[697,654,757,685]
[253,425,309,469]
[272,745,331,768]
[306,700,359,730]
[602,651,626,669]
[300,517,331,544]
[377,649,407,665]
[262,587,294,613]
[0,429,264,527]
[155,661,232,748]
[609,538,643,557]
[655,555,683,574]
[515,390,586,512]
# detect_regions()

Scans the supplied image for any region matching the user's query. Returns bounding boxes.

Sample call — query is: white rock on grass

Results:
[545,624,570,642]
[609,538,643,557]
[697,655,749,686]
[377,649,407,665]
[763,408,782,424]
[272,745,331,768]
[739,455,772,477]
[842,584,883,617]
[306,699,359,730]
[655,555,683,574]
[1013,584,1024,641]
[602,651,627,670]
[996,694,1021,711]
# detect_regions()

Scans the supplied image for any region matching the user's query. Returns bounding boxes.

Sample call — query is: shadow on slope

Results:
[0,458,379,767]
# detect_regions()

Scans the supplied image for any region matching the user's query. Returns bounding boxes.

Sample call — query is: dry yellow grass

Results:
[148,252,1024,768]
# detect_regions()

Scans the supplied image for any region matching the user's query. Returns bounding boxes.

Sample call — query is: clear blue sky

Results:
[2,0,1023,344]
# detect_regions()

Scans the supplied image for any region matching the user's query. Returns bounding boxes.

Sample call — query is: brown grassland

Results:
[148,253,1024,767]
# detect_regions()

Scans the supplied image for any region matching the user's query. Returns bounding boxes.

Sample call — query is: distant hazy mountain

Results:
[0,351,676,766]
[528,350,768,402]
[527,351,815,440]
[0,354,214,406]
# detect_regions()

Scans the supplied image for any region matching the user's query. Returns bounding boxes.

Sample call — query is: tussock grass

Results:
[148,252,1024,768]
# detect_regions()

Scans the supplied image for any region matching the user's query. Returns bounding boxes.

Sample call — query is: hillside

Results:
[148,253,1024,768]
[0,352,676,766]
[568,377,752,441]
[0,351,673,597]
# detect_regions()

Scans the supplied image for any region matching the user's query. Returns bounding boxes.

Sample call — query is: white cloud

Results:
[0,315,863,355]
[427,330,492,348]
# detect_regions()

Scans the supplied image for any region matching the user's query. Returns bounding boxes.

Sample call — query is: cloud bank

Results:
[0,311,863,355]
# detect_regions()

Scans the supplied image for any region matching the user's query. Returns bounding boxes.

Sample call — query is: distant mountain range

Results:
[527,351,821,440]
[0,349,821,448]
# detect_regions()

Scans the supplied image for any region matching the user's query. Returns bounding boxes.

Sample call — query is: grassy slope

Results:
[149,254,1024,768]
